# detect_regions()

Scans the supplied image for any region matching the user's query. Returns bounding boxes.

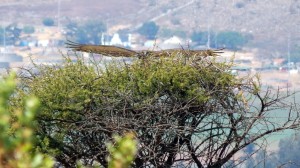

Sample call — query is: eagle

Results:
[65,40,223,58]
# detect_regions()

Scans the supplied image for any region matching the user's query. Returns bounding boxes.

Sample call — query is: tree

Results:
[2,74,136,168]
[0,23,22,45]
[191,31,210,46]
[159,28,187,38]
[137,21,159,40]
[191,31,251,49]
[274,134,300,168]
[216,31,248,50]
[0,73,54,168]
[42,18,55,27]
[290,45,300,63]
[107,133,138,168]
[23,25,35,34]
[66,20,107,44]
[16,52,300,167]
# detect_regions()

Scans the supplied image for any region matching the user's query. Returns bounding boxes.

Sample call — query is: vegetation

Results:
[158,28,187,38]
[191,31,210,46]
[0,73,54,168]
[216,31,248,50]
[191,31,251,50]
[137,21,159,40]
[23,25,35,34]
[255,133,300,168]
[42,18,55,27]
[290,45,300,63]
[0,24,22,45]
[107,133,138,168]
[276,134,300,168]
[66,20,107,44]
[0,73,137,168]
[14,51,300,167]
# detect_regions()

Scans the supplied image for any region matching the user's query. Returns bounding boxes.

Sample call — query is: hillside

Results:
[0,0,299,57]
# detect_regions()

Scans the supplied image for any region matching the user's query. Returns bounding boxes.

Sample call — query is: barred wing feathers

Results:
[66,41,138,57]
[144,48,223,57]
[66,41,223,58]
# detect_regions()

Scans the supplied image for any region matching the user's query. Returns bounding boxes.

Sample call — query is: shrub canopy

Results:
[15,53,300,168]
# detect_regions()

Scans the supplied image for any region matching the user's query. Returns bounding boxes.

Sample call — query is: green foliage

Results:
[66,20,107,44]
[0,24,22,45]
[191,31,209,45]
[191,31,251,50]
[42,18,55,27]
[15,47,299,167]
[0,73,54,168]
[23,25,35,34]
[16,53,240,167]
[290,45,300,63]
[158,28,187,38]
[276,134,300,168]
[216,31,248,50]
[107,133,138,168]
[138,21,159,40]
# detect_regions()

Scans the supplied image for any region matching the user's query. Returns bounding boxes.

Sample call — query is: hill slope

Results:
[0,0,299,56]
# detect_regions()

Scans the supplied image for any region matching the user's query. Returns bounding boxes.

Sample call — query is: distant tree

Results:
[235,2,245,8]
[66,20,107,44]
[0,23,22,45]
[159,28,187,38]
[276,134,300,168]
[138,21,159,40]
[65,20,78,37]
[290,45,300,63]
[191,31,210,45]
[251,149,279,168]
[6,23,22,44]
[216,31,248,50]
[170,18,181,25]
[23,25,35,34]
[42,18,55,27]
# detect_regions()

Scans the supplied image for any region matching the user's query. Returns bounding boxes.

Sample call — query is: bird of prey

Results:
[66,40,223,58]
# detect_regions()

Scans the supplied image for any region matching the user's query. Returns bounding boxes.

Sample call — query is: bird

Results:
[66,40,139,57]
[65,40,223,58]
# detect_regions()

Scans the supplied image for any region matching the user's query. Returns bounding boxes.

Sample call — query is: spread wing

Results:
[141,48,223,57]
[66,40,223,58]
[66,40,138,57]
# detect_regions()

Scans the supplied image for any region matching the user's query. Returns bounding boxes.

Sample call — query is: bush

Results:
[42,18,55,27]
[66,20,107,44]
[23,25,35,34]
[216,31,248,50]
[191,31,210,45]
[15,52,300,167]
[159,28,187,38]
[0,73,54,168]
[191,31,251,50]
[138,21,159,40]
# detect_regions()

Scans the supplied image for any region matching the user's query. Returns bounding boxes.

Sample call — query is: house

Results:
[101,33,133,48]
[110,33,123,46]
[161,36,183,49]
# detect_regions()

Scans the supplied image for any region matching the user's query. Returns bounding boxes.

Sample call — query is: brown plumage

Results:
[66,40,223,58]
[144,48,223,57]
[66,41,139,57]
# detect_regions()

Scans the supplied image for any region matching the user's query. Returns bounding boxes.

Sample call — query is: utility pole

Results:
[288,34,290,68]
[207,25,211,49]
[2,19,6,56]
[288,33,291,82]
[57,0,61,30]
